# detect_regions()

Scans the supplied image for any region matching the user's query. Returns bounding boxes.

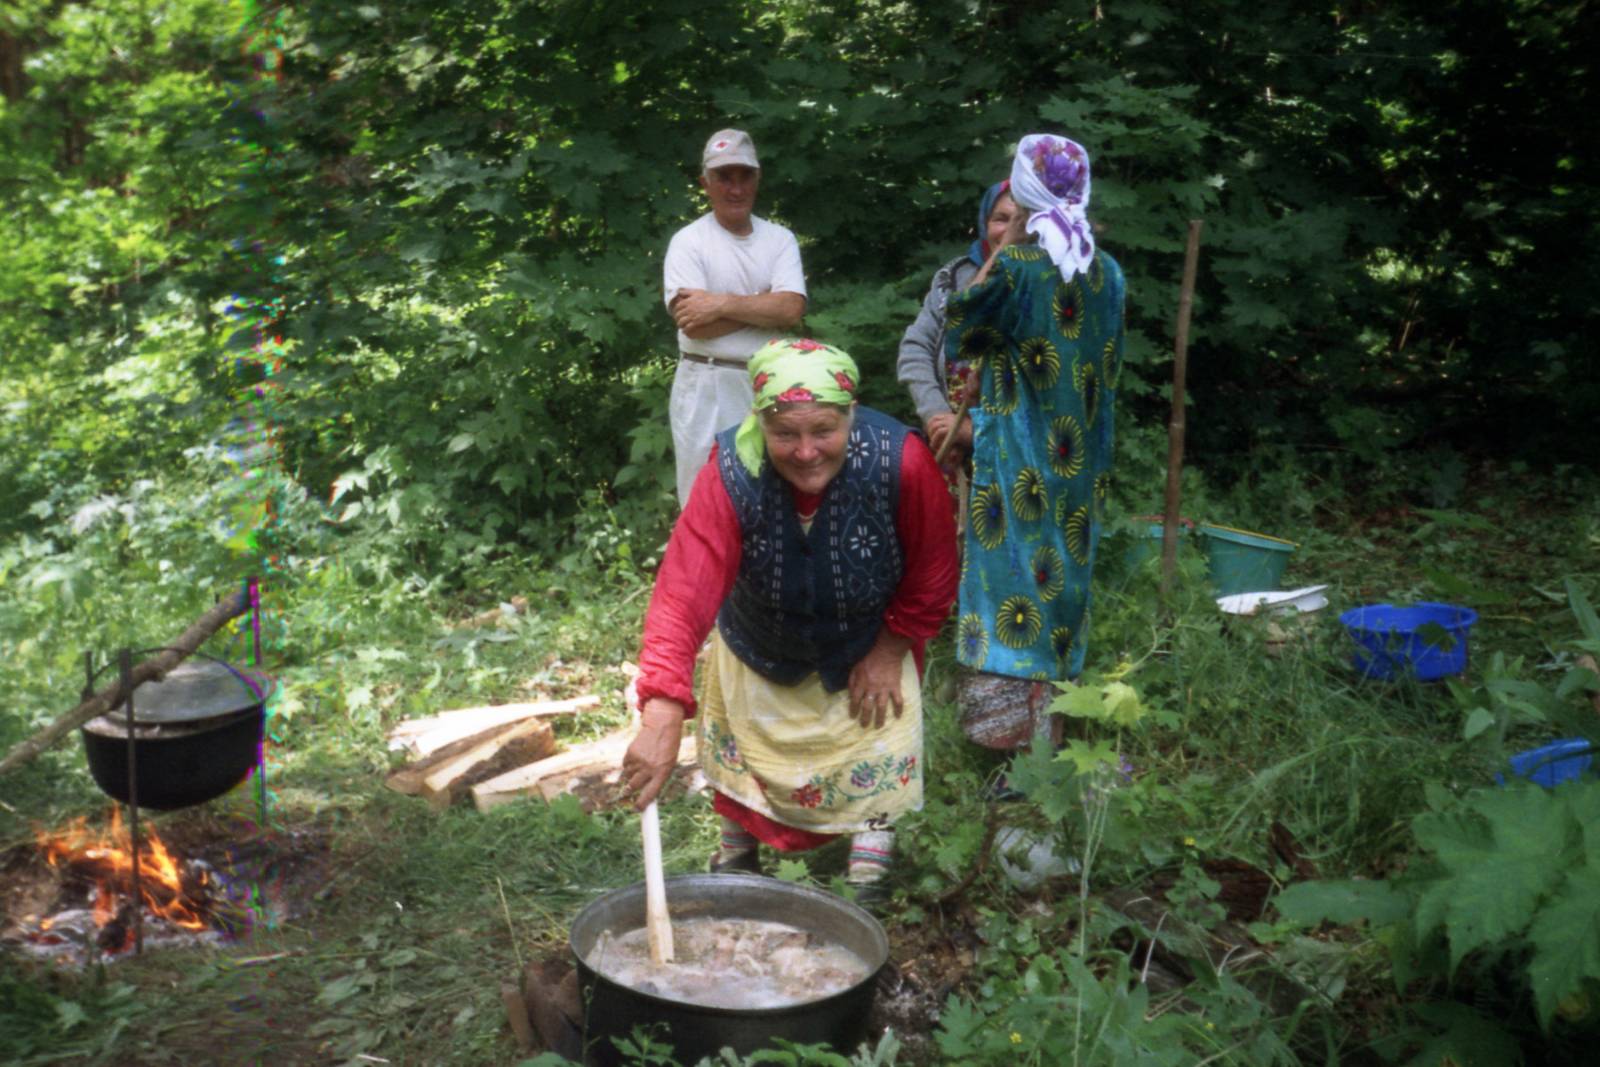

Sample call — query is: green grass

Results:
[3,458,1599,1065]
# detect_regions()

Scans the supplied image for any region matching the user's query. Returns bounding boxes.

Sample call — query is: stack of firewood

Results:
[384,693,699,812]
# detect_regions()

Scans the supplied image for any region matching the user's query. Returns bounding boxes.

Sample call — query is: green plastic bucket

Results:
[1200,523,1298,596]
[1122,516,1195,571]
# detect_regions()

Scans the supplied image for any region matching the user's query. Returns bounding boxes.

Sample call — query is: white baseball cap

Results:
[702,129,760,171]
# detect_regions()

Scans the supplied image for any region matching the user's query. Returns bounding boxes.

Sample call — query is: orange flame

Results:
[36,809,211,944]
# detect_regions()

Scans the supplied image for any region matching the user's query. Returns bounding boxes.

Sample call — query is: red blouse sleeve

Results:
[634,447,742,719]
[882,433,960,642]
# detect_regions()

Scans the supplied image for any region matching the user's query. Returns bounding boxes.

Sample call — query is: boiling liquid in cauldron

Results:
[593,918,871,1010]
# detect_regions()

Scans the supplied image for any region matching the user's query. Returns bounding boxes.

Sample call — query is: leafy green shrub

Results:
[935,925,1304,1066]
[0,967,150,1065]
[1448,580,1600,764]
[1274,582,1600,1058]
[515,1029,902,1066]
[1278,777,1600,1053]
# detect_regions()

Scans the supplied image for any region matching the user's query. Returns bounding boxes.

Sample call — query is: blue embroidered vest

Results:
[715,406,910,691]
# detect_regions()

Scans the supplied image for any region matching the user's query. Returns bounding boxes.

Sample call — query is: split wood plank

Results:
[385,719,553,797]
[390,696,599,758]
[388,694,598,739]
[420,718,557,810]
[471,730,636,813]
[386,723,508,796]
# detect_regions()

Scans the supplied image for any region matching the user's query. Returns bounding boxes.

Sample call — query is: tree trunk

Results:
[0,31,28,104]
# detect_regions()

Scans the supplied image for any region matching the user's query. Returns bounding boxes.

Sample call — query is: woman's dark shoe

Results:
[707,848,764,875]
[985,774,1026,802]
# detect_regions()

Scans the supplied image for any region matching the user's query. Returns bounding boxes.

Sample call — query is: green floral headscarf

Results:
[733,338,860,476]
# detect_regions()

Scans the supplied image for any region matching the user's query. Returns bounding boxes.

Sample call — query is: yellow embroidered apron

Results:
[696,632,923,835]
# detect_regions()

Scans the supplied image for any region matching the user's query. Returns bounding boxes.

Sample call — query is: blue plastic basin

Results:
[1498,738,1594,788]
[1338,602,1479,681]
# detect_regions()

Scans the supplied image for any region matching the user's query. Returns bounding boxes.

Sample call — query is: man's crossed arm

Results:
[670,289,806,340]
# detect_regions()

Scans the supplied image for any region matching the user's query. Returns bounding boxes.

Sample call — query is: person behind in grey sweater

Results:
[895,180,1017,462]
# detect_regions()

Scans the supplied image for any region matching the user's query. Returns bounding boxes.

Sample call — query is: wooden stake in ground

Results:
[0,589,250,777]
[641,801,674,965]
[501,983,536,1053]
[1161,220,1205,597]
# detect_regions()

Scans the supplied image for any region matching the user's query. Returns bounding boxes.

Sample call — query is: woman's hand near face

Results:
[623,698,687,810]
[848,629,913,729]
[1000,209,1030,249]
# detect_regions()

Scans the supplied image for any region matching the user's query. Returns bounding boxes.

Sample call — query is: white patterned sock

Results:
[847,830,894,884]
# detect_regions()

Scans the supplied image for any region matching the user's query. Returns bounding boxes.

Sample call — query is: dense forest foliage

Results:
[4,4,1600,1065]
[3,0,1596,577]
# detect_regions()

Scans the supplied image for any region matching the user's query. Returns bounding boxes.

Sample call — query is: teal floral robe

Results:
[946,245,1125,680]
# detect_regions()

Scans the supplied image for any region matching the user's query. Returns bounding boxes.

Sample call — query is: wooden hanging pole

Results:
[119,648,144,956]
[1161,220,1204,596]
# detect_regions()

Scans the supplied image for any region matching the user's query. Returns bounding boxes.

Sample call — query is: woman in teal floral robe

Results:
[947,134,1125,718]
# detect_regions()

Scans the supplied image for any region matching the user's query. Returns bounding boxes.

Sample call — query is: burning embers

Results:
[17,809,241,962]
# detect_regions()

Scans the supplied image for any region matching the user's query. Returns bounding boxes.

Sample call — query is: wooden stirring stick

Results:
[641,801,674,964]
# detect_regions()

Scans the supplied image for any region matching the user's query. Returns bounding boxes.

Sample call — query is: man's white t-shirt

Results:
[662,213,807,361]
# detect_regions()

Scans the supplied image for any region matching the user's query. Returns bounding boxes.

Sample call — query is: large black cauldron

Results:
[80,658,268,810]
[569,874,888,1067]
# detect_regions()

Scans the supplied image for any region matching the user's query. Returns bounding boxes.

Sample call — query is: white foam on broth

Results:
[591,917,872,1010]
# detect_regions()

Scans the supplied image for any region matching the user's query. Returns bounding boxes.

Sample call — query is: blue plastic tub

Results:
[1338,602,1479,681]
[1497,738,1594,788]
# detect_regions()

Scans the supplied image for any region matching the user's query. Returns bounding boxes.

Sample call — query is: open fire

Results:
[20,808,237,961]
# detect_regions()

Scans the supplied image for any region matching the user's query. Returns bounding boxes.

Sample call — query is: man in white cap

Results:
[663,128,808,506]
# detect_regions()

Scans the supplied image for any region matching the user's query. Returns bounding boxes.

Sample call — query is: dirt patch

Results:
[871,899,985,1062]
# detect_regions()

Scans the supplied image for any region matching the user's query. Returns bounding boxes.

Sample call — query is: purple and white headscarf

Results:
[1009,134,1095,283]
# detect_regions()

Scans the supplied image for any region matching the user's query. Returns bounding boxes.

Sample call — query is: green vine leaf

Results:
[1057,739,1121,776]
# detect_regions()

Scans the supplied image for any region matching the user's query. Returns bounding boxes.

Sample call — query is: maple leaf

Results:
[1412,786,1570,973]
[1526,857,1600,1029]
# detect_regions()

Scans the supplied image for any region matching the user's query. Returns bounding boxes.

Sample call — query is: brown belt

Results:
[680,352,748,371]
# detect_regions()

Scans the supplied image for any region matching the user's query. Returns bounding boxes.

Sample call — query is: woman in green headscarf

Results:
[621,338,958,901]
